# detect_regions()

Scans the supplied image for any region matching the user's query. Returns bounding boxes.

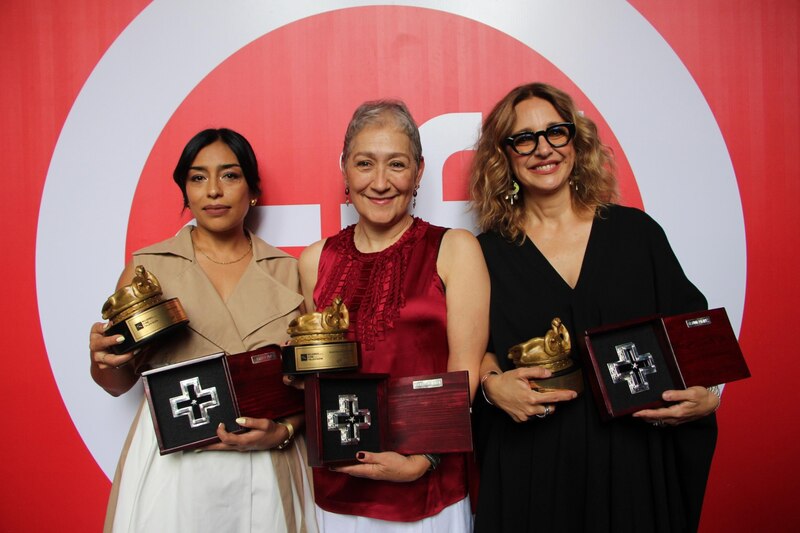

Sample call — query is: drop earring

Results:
[412,185,419,210]
[345,186,350,206]
[504,180,520,205]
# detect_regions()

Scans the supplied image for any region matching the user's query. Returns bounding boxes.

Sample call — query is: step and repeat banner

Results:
[2,1,797,530]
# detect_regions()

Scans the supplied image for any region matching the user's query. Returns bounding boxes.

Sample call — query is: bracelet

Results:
[480,370,500,406]
[422,453,441,471]
[707,385,722,412]
[274,419,295,450]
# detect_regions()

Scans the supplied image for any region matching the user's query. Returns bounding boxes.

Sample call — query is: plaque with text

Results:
[582,307,750,421]
[282,340,360,374]
[142,345,304,454]
[304,371,473,467]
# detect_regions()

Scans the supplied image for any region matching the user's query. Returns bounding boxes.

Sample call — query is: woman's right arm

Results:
[89,262,140,396]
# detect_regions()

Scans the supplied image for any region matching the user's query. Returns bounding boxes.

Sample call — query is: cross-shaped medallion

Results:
[170,377,220,428]
[326,394,371,445]
[607,342,657,394]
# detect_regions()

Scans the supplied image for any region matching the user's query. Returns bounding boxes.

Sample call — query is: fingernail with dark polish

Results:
[356,452,365,460]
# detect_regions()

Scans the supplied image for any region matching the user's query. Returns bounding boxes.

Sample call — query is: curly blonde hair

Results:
[469,82,618,242]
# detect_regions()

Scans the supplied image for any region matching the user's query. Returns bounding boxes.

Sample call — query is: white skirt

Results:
[111,403,316,532]
[315,497,472,533]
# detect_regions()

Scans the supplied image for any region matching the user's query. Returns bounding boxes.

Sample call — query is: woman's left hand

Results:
[332,451,430,482]
[633,386,719,426]
[202,417,289,452]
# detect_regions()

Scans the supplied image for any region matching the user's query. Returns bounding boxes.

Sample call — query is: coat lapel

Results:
[135,226,302,354]
[227,258,303,343]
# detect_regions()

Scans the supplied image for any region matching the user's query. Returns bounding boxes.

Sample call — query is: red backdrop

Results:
[1,1,797,530]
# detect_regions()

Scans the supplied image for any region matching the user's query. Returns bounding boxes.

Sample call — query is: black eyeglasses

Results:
[504,122,576,155]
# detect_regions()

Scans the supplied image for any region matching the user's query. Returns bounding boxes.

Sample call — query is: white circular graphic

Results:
[36,0,745,478]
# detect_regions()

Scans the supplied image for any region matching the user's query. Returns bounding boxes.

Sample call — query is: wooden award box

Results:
[582,307,750,421]
[304,370,473,467]
[142,345,304,454]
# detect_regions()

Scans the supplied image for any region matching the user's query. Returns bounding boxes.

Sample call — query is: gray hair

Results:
[341,100,422,168]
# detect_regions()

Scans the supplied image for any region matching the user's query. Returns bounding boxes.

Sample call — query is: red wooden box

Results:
[582,307,750,421]
[142,345,304,454]
[304,371,473,467]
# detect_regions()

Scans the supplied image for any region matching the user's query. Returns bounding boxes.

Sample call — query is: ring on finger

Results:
[536,404,552,418]
[652,419,664,427]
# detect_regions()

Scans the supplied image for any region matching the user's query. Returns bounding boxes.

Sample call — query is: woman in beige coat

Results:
[89,128,316,533]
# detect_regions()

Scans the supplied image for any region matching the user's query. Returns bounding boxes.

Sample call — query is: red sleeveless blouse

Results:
[312,218,468,521]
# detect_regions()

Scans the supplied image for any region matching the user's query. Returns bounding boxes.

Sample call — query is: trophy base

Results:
[282,340,360,375]
[529,367,584,395]
[106,298,189,355]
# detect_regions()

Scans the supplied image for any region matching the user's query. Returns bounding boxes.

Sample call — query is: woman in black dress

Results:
[470,82,719,532]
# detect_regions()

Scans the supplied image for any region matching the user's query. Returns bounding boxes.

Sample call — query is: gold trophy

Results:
[102,265,189,355]
[508,318,583,394]
[281,297,360,375]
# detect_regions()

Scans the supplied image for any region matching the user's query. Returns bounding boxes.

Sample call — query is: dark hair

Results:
[172,128,262,207]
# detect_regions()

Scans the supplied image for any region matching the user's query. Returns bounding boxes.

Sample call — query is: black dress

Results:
[474,205,717,533]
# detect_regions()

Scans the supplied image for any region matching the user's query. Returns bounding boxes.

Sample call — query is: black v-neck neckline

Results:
[522,214,598,292]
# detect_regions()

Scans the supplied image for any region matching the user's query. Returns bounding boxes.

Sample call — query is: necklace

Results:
[192,229,253,265]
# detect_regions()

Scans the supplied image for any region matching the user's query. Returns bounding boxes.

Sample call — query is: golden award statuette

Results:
[102,265,189,355]
[282,297,361,375]
[508,317,583,394]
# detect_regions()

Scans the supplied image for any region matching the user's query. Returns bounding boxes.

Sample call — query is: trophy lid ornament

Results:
[102,265,163,323]
[508,318,583,393]
[101,265,189,355]
[287,297,350,345]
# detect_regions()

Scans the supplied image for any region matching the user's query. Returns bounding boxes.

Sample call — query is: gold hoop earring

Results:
[250,198,257,207]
